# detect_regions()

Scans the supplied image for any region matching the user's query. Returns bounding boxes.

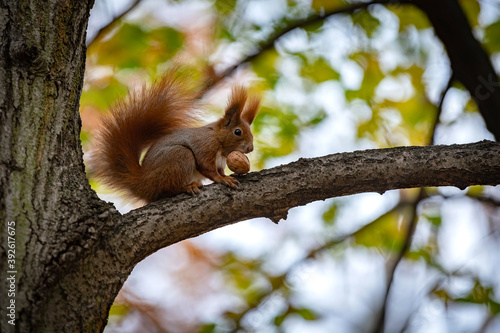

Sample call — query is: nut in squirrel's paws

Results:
[227,151,250,175]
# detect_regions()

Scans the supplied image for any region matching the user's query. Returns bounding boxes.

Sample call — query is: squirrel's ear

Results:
[223,86,247,126]
[242,96,260,125]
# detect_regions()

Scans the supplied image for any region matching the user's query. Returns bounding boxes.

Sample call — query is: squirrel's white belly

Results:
[216,151,226,171]
[191,170,205,183]
[190,152,226,184]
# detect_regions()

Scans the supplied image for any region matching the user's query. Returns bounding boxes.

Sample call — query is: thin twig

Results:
[430,74,455,145]
[371,66,451,332]
[203,0,395,92]
[371,190,426,333]
[224,203,406,331]
[87,0,142,48]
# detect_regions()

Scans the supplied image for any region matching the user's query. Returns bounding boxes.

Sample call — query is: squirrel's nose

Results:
[246,144,253,153]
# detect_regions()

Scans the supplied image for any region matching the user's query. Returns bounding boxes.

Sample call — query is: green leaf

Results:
[301,57,340,83]
[246,288,269,307]
[96,23,148,68]
[214,0,237,15]
[406,247,433,263]
[93,23,184,70]
[303,20,325,33]
[354,210,407,251]
[390,5,431,32]
[108,303,129,316]
[294,308,317,320]
[252,105,305,166]
[459,0,480,28]
[464,98,479,113]
[218,27,235,41]
[484,20,500,53]
[311,0,344,12]
[322,202,339,225]
[352,10,381,38]
[456,281,493,304]
[432,288,451,304]
[348,53,385,101]
[490,300,500,315]
[425,215,442,227]
[150,27,184,54]
[80,78,128,110]
[466,185,484,197]
[308,109,327,125]
[199,323,216,333]
[80,130,91,146]
[252,49,280,89]
[274,312,288,326]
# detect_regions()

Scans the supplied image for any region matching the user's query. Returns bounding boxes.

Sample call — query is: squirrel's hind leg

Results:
[185,181,203,195]
[141,145,202,200]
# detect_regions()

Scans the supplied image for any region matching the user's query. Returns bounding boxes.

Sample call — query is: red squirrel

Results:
[91,70,260,203]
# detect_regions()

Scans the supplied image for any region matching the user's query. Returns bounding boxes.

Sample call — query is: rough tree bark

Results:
[0,0,499,333]
[115,141,500,270]
[0,0,113,331]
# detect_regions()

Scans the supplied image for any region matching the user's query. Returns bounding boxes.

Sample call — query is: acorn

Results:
[227,151,250,175]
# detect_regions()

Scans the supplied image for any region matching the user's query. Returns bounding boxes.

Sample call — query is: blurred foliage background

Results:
[81,0,500,332]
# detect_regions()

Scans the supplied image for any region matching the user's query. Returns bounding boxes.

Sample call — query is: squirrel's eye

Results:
[234,129,242,136]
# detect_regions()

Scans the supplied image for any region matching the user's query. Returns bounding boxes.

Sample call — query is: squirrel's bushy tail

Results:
[91,70,200,200]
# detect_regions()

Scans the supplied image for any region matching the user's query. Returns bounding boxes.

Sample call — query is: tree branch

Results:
[205,0,391,90]
[372,70,453,331]
[371,189,424,333]
[225,210,397,328]
[414,0,500,140]
[86,0,142,47]
[109,141,500,269]
[430,74,455,145]
[208,0,500,141]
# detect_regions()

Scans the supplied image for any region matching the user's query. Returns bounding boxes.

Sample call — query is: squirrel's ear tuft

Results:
[242,96,260,125]
[223,86,247,126]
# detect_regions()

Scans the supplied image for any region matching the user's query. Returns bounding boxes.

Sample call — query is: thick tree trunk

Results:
[0,0,117,332]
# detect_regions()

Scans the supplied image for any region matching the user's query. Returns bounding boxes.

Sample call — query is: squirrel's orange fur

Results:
[91,70,260,203]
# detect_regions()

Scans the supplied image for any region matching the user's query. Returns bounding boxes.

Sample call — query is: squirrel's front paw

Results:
[218,176,239,189]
